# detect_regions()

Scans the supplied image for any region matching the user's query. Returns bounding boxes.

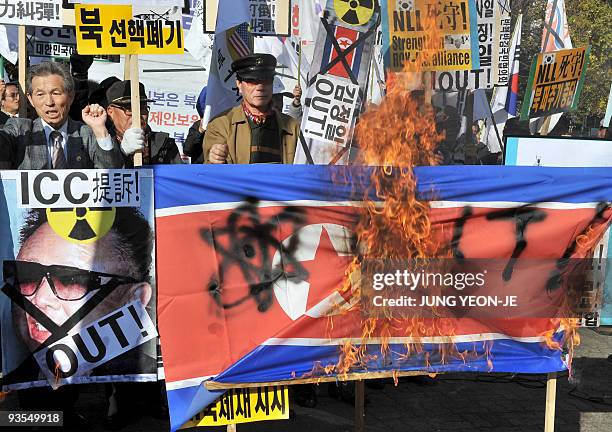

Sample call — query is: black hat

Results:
[89,76,120,106]
[106,80,154,106]
[232,53,276,81]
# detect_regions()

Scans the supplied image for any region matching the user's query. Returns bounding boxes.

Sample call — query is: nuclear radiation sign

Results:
[46,207,116,244]
[334,0,376,27]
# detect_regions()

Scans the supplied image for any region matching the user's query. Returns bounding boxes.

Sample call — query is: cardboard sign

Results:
[520,47,590,120]
[381,0,480,72]
[181,386,289,428]
[75,4,184,54]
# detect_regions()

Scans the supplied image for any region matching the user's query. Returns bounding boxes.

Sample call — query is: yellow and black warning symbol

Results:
[46,207,116,244]
[334,0,375,27]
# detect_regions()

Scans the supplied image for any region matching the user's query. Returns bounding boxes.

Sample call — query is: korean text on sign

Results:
[181,386,289,427]
[521,47,590,120]
[75,5,184,55]
[382,0,480,72]
[0,0,62,27]
[303,74,360,147]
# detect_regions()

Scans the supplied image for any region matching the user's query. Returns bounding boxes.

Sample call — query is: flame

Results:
[301,6,605,385]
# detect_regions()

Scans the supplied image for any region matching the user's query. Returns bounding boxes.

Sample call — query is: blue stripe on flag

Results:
[153,165,612,211]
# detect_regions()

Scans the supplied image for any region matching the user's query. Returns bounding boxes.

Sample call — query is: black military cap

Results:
[232,53,277,81]
[106,80,154,106]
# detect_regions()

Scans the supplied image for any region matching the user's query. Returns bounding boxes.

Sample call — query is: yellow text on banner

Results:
[180,386,289,428]
[75,5,184,55]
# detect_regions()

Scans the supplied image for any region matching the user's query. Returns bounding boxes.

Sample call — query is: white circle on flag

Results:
[272,223,357,321]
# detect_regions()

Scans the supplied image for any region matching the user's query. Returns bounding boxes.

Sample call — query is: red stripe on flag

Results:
[328,26,358,78]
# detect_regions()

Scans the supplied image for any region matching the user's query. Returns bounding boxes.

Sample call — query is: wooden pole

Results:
[227,424,237,432]
[354,380,365,432]
[544,372,557,432]
[18,26,26,118]
[206,370,430,390]
[539,116,552,136]
[129,55,143,166]
[124,54,131,80]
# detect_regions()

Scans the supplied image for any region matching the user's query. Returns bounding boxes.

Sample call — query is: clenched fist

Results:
[209,143,228,164]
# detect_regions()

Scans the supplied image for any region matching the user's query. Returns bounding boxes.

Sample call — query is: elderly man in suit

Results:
[0,61,123,169]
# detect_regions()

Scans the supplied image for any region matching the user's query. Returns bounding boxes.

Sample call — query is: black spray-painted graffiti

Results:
[200,197,307,313]
[451,202,611,288]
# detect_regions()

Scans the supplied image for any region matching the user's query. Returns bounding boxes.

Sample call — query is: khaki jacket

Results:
[203,105,298,164]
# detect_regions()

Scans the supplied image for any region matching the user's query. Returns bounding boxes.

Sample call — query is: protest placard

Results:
[75,4,184,55]
[0,0,63,27]
[520,46,590,120]
[27,26,119,62]
[202,0,290,35]
[303,74,360,148]
[381,0,480,72]
[33,301,157,388]
[0,169,157,391]
[433,0,511,90]
[181,386,289,428]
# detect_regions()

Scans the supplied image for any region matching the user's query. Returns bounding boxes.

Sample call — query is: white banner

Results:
[17,170,142,208]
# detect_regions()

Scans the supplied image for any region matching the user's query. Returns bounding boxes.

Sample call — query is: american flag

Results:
[227,23,252,58]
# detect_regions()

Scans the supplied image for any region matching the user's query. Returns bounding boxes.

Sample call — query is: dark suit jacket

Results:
[0,111,11,127]
[0,117,124,169]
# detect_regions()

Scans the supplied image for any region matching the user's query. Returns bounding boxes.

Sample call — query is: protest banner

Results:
[0,0,63,27]
[504,135,612,327]
[433,0,511,91]
[26,26,119,62]
[75,4,184,55]
[520,47,589,121]
[154,164,612,431]
[201,0,290,36]
[0,169,157,391]
[381,0,480,73]
[302,74,360,149]
[181,386,289,428]
[295,0,379,164]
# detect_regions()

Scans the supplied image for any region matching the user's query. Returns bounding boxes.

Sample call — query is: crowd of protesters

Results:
[0,51,609,430]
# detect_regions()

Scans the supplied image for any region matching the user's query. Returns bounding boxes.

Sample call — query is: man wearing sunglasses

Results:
[204,53,299,164]
[102,80,182,166]
[1,207,155,427]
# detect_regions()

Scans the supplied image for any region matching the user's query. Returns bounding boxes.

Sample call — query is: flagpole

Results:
[297,37,302,84]
[18,25,26,118]
[542,0,559,52]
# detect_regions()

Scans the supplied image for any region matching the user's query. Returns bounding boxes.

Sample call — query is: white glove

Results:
[120,127,145,156]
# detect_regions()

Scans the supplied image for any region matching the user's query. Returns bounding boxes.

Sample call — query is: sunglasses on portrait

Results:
[2,260,138,302]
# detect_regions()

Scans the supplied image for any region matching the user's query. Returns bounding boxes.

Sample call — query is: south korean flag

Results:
[543,53,556,65]
[396,0,415,12]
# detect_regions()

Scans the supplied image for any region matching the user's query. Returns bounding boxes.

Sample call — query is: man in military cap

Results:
[204,53,299,164]
[93,80,182,166]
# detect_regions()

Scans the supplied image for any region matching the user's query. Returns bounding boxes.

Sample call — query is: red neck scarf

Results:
[242,102,274,126]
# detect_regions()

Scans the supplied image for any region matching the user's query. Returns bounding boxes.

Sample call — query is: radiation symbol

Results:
[334,0,375,27]
[46,207,116,244]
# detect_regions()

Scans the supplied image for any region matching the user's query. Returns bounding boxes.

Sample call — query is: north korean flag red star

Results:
[273,223,355,321]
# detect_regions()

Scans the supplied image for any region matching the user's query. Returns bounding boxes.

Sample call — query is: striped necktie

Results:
[50,130,66,169]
